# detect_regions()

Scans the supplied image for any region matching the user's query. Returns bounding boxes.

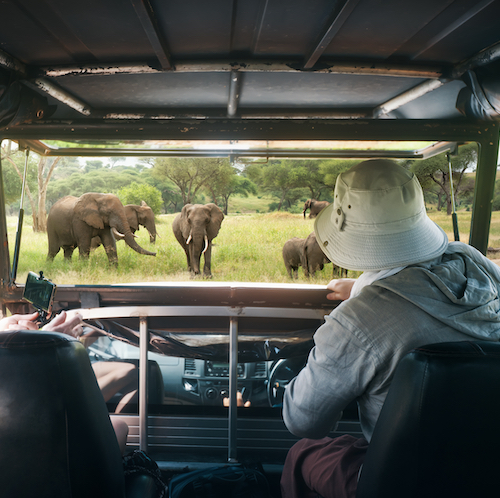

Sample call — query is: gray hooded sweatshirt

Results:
[283,242,500,442]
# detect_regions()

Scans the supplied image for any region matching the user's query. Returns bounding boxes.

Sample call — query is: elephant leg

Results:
[47,246,60,261]
[202,244,213,277]
[184,247,192,272]
[100,230,118,265]
[63,246,75,260]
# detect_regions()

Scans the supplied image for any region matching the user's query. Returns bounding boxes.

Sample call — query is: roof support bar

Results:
[227,70,242,117]
[411,0,496,60]
[33,78,91,116]
[373,79,445,117]
[130,0,173,70]
[303,0,362,69]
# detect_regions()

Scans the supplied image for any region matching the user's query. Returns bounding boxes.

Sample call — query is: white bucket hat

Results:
[314,159,449,271]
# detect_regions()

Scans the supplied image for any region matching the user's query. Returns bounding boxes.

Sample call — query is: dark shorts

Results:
[280,435,369,498]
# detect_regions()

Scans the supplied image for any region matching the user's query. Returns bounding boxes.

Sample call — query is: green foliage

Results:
[320,159,358,189]
[46,167,143,206]
[409,143,478,213]
[117,182,163,214]
[152,157,225,205]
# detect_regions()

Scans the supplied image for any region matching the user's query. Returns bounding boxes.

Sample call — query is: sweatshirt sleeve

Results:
[282,312,377,439]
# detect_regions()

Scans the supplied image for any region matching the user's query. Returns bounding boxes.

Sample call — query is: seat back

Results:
[357,341,500,498]
[0,330,126,498]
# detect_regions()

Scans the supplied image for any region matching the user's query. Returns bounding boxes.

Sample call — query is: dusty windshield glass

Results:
[2,138,474,286]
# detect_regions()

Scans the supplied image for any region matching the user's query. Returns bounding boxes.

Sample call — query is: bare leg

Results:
[111,417,129,455]
[92,361,138,402]
[115,389,138,413]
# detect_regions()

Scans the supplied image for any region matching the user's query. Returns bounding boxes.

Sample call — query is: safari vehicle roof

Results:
[0,0,499,312]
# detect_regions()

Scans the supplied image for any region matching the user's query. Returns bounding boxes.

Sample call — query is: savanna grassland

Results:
[8,205,500,287]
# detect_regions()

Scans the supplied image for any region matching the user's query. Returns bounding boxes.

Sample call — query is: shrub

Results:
[117,183,163,214]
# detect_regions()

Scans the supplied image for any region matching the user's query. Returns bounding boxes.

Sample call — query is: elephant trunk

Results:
[124,232,156,256]
[186,228,205,274]
[113,215,156,257]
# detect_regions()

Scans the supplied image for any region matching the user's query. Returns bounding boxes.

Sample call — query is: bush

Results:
[117,183,163,214]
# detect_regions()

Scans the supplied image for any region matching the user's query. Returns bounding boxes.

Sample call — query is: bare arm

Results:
[326,278,357,301]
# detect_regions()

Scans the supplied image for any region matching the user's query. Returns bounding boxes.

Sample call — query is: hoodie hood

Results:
[373,242,500,341]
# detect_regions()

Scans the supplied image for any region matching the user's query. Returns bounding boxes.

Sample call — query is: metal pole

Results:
[139,316,149,452]
[228,316,238,462]
[447,153,460,242]
[11,148,29,283]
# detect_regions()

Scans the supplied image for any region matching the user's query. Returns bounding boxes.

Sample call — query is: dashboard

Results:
[88,337,283,408]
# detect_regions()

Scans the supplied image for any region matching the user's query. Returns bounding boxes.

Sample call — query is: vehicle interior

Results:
[0,0,499,496]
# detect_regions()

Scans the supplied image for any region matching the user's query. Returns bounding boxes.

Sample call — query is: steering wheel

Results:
[267,356,307,407]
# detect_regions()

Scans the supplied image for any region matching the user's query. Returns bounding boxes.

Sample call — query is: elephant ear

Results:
[180,204,193,239]
[137,206,153,227]
[140,200,148,207]
[74,196,105,229]
[127,206,140,231]
[206,203,224,239]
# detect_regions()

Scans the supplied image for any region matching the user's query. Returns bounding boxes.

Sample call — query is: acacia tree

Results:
[410,143,477,214]
[320,159,359,189]
[293,160,331,200]
[1,143,60,231]
[203,161,257,214]
[245,160,309,211]
[152,157,223,205]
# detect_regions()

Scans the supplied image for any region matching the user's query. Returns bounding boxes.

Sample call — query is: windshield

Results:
[2,138,483,286]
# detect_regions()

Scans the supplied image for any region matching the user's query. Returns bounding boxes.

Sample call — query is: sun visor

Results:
[456,69,500,121]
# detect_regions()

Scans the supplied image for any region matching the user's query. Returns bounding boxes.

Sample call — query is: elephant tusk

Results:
[186,234,192,245]
[202,235,209,254]
[112,227,125,239]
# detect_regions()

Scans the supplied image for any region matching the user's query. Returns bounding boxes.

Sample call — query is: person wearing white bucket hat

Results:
[281,159,500,498]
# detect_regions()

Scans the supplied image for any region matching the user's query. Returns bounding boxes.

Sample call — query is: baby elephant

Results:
[283,237,306,279]
[302,232,348,278]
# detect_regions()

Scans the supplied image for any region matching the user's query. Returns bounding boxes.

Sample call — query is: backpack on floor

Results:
[168,464,271,498]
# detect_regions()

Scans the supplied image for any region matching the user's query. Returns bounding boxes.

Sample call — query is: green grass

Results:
[228,194,277,214]
[7,209,500,286]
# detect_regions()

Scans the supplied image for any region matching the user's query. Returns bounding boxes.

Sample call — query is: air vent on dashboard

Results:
[184,358,197,375]
[254,362,267,377]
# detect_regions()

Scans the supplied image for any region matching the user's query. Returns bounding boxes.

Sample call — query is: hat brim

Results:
[314,203,449,271]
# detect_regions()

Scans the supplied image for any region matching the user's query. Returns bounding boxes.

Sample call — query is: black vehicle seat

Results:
[0,330,160,498]
[357,341,500,498]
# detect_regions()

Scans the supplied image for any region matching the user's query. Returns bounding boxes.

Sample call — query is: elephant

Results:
[172,203,224,277]
[47,193,156,265]
[302,232,348,278]
[282,237,305,279]
[303,199,330,219]
[91,201,158,249]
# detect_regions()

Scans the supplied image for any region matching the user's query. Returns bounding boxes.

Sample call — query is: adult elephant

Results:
[172,203,224,277]
[91,201,158,249]
[303,199,330,219]
[282,237,305,279]
[47,193,156,265]
[125,201,158,243]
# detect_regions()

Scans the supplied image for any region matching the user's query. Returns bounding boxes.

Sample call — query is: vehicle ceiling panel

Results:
[0,0,498,135]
